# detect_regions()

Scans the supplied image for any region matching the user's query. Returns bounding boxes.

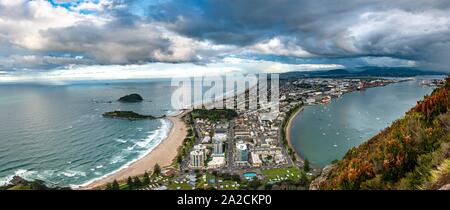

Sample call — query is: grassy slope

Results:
[315,77,450,190]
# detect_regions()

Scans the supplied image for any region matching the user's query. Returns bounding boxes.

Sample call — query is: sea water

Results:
[0,81,178,187]
[289,77,440,167]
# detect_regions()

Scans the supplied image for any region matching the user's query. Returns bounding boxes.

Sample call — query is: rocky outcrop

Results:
[1,176,71,190]
[103,111,161,120]
[309,164,336,190]
[10,176,28,186]
[439,184,450,190]
[118,94,143,103]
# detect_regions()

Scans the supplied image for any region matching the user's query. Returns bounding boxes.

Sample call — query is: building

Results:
[190,150,205,168]
[194,144,208,160]
[213,133,227,141]
[236,142,248,162]
[212,133,226,156]
[201,136,211,144]
[213,138,224,156]
[215,122,229,134]
[250,152,262,167]
[207,156,226,169]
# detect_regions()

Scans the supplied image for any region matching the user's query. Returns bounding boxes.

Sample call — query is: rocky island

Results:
[103,111,162,120]
[118,93,143,103]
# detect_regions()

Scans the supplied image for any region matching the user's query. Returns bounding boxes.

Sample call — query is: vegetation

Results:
[133,177,142,188]
[127,177,133,190]
[304,158,310,172]
[190,108,238,122]
[153,164,161,175]
[261,166,308,184]
[315,77,450,189]
[174,114,197,167]
[102,111,159,120]
[112,179,120,190]
[143,172,150,186]
[247,177,263,190]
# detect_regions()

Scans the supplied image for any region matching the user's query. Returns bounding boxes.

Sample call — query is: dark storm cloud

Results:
[0,0,201,71]
[149,0,450,71]
[1,0,450,72]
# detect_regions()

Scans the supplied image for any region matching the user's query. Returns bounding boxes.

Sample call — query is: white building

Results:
[190,150,205,168]
[212,133,226,156]
[207,156,226,169]
[194,144,208,160]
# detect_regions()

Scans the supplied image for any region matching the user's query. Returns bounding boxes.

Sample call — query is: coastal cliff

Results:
[311,77,450,190]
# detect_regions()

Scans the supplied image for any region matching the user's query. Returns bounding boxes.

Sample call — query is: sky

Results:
[0,0,449,83]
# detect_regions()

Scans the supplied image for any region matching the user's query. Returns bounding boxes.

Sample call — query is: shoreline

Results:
[283,79,411,171]
[80,86,250,189]
[81,110,188,189]
[285,105,304,163]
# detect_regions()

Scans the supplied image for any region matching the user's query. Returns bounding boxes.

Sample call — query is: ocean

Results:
[0,80,179,187]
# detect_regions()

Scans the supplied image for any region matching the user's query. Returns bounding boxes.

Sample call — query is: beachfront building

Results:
[194,144,208,160]
[190,150,205,168]
[212,133,226,157]
[213,139,224,156]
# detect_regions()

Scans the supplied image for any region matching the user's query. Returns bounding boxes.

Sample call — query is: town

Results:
[103,77,404,190]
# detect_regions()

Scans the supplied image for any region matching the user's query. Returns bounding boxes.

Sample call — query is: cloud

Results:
[0,0,207,70]
[0,57,344,83]
[150,0,450,71]
[245,37,314,57]
[0,0,449,73]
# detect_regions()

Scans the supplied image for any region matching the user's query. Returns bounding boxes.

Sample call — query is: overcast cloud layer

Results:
[0,0,449,81]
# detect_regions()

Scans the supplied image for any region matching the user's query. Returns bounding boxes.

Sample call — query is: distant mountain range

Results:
[280,67,446,79]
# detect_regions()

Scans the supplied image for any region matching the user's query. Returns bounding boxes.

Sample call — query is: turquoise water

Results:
[243,172,257,179]
[0,81,179,187]
[289,77,439,167]
[244,172,257,177]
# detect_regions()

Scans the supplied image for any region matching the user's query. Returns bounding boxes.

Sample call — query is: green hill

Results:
[311,77,450,190]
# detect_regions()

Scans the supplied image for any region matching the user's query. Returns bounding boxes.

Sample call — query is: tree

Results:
[127,176,133,189]
[153,163,161,175]
[299,172,309,186]
[112,179,120,190]
[105,183,112,190]
[177,155,183,164]
[304,158,310,172]
[248,177,262,190]
[143,171,150,186]
[133,177,142,189]
[231,174,241,182]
